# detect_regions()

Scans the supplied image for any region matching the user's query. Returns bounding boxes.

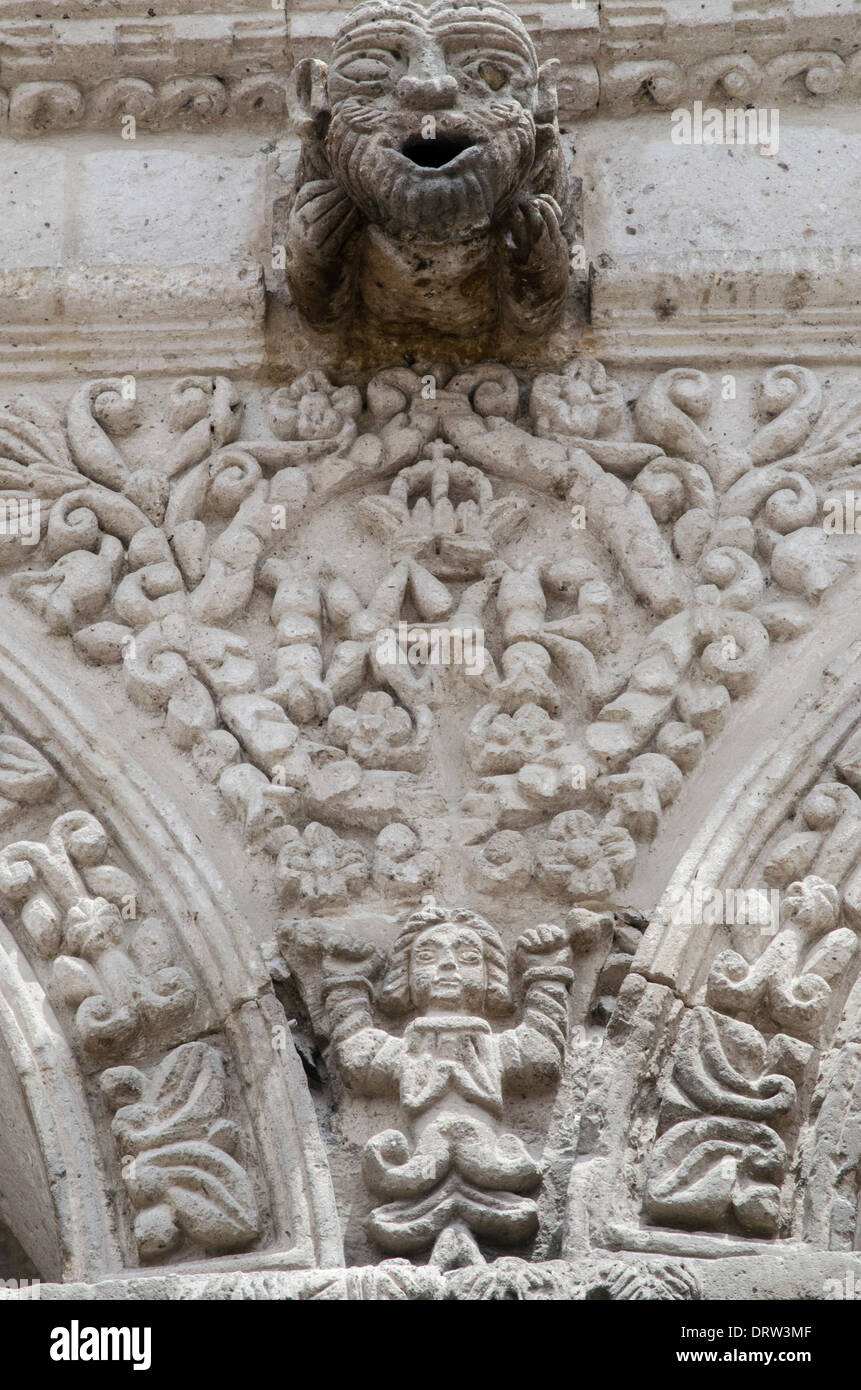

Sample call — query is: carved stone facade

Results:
[1,0,861,1306]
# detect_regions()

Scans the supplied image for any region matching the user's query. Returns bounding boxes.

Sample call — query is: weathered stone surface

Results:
[0,0,859,1309]
[279,0,580,361]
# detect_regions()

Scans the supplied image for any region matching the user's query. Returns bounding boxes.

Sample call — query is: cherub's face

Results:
[325,3,540,239]
[409,922,486,1013]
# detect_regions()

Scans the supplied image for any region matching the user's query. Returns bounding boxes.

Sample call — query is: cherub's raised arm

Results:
[280,921,400,1097]
[500,923,574,1090]
[318,943,401,1097]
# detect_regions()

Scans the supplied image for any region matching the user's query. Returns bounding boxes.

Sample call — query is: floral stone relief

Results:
[2,0,861,1310]
[1,341,861,1285]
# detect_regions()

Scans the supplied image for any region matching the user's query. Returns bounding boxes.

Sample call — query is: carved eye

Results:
[458,950,482,965]
[339,57,394,83]
[478,62,509,91]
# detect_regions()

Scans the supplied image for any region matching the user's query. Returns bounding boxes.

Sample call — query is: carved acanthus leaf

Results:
[102,1043,260,1259]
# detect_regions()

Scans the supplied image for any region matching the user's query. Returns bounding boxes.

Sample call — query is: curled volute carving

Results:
[22,0,861,1309]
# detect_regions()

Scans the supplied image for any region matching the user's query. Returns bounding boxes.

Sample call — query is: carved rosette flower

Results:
[328,691,430,772]
[472,831,532,894]
[535,810,636,901]
[267,371,362,459]
[529,359,624,438]
[63,896,125,959]
[471,703,566,776]
[372,824,438,899]
[276,822,368,909]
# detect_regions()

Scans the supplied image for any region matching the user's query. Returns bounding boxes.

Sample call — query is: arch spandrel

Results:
[2,0,861,1306]
[4,353,861,1293]
[0,614,343,1282]
[569,629,861,1268]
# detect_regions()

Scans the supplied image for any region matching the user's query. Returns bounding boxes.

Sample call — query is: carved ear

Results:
[287,57,330,140]
[535,58,560,126]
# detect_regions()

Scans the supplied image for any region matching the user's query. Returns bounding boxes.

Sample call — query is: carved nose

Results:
[396,74,458,109]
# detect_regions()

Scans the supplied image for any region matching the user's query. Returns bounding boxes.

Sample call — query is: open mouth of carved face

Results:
[400,135,475,169]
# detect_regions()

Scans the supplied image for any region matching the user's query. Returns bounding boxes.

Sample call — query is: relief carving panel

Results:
[1,346,859,1279]
[2,0,861,1309]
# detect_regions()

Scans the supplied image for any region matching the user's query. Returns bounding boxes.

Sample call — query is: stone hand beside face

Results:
[322,936,382,982]
[286,919,382,979]
[288,178,363,259]
[503,195,569,275]
[516,921,570,960]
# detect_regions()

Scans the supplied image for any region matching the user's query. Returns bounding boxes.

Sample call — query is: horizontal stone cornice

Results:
[0,3,859,133]
[0,263,266,377]
[589,247,861,365]
[4,253,861,375]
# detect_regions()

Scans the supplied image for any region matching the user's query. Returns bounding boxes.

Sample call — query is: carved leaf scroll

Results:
[102,1042,260,1259]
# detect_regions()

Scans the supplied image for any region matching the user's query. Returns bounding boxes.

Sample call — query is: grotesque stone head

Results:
[284,0,573,347]
[324,0,555,240]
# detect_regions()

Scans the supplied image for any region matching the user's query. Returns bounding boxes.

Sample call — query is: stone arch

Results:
[0,916,121,1281]
[0,612,343,1281]
[568,610,861,1260]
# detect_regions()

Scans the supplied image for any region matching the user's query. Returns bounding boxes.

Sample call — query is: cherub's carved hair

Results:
[378,902,513,1015]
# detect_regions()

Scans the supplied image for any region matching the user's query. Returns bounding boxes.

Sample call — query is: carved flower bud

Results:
[782,875,840,936]
[473,831,532,894]
[268,372,361,444]
[530,360,624,438]
[64,896,125,959]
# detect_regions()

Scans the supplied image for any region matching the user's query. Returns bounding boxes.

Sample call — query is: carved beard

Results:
[326,99,537,241]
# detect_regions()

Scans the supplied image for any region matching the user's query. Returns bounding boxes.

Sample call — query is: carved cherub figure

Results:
[305,901,573,1265]
[283,0,573,351]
